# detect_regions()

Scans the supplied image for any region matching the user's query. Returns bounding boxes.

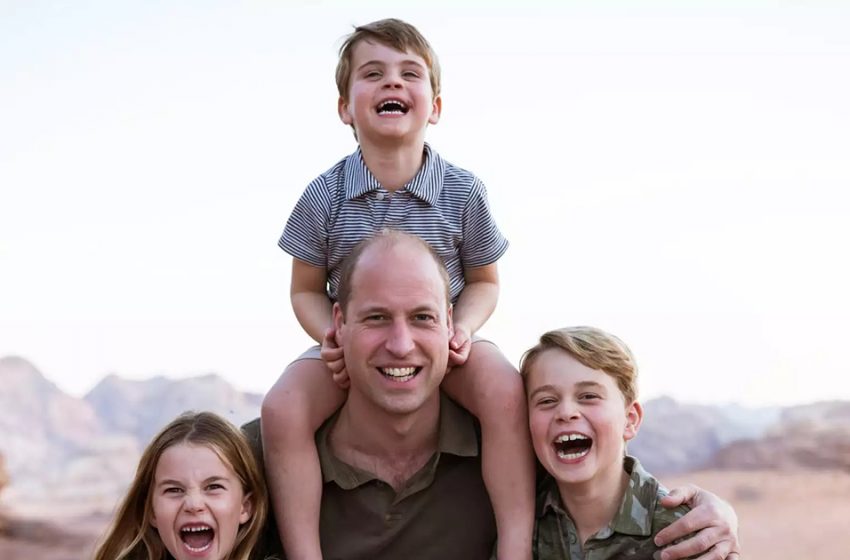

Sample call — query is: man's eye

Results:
[365,314,386,322]
[414,313,435,322]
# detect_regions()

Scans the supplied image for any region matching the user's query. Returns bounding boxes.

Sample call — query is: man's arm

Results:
[656,485,741,560]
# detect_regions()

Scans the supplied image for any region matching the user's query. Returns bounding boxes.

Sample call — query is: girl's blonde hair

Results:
[93,411,268,560]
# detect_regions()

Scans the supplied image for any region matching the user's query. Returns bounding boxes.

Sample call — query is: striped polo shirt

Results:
[279,144,508,304]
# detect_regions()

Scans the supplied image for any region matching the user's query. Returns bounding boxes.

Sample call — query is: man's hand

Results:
[320,327,348,389]
[656,484,741,560]
[448,324,472,368]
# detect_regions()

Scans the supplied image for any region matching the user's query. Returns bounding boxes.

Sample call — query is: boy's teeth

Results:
[557,448,590,460]
[555,434,589,443]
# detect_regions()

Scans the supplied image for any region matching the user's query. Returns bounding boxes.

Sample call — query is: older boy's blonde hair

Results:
[519,326,638,405]
[93,411,268,560]
[335,18,441,101]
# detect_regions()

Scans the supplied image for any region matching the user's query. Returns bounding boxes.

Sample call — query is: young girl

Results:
[94,411,268,560]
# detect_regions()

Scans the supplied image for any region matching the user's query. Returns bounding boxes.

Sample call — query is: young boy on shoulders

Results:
[520,327,693,560]
[261,18,534,560]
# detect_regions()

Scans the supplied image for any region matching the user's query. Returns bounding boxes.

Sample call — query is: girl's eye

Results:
[580,393,600,401]
[537,397,557,406]
[403,71,420,78]
[206,483,225,491]
[164,486,183,494]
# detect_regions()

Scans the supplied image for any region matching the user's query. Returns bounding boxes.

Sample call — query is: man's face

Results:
[334,241,452,416]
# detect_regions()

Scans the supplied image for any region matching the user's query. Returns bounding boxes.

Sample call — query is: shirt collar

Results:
[536,456,659,538]
[317,393,479,490]
[343,143,444,206]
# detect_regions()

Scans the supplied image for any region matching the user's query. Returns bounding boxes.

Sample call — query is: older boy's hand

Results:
[321,327,348,388]
[448,325,472,368]
[656,484,741,560]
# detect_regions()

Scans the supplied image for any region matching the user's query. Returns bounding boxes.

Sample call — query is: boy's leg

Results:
[261,355,346,560]
[441,341,534,560]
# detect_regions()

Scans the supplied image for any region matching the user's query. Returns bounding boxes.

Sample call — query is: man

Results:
[245,230,740,560]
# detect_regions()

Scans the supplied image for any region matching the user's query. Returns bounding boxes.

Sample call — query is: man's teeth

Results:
[381,367,417,381]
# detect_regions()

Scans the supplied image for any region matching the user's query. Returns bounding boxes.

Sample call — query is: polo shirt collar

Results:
[343,143,443,206]
[536,456,658,538]
[317,393,479,490]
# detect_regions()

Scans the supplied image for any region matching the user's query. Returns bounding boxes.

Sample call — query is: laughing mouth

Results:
[180,523,215,553]
[379,366,420,382]
[376,99,409,115]
[553,433,592,460]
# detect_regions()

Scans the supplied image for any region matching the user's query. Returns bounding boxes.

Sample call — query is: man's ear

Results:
[332,302,345,345]
[338,96,353,125]
[624,400,643,441]
[429,95,442,125]
[446,304,453,338]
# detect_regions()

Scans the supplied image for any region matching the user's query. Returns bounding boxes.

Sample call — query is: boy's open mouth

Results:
[553,433,592,460]
[379,366,420,382]
[376,99,409,115]
[180,523,215,553]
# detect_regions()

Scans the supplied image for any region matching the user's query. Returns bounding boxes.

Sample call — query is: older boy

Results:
[261,19,534,560]
[521,327,723,559]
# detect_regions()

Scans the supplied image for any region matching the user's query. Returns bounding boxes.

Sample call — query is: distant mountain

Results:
[630,396,780,474]
[1,354,848,518]
[85,373,263,444]
[710,401,850,470]
[0,357,263,515]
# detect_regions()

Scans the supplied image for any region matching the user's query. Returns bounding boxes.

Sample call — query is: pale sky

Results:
[1,1,848,406]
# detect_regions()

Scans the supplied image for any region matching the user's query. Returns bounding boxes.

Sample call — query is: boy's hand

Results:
[448,325,472,368]
[320,327,348,388]
[656,484,741,560]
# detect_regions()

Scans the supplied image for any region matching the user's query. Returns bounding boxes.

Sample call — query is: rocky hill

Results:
[1,354,848,519]
[0,356,263,516]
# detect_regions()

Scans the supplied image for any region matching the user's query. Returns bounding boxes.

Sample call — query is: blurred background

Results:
[2,1,849,558]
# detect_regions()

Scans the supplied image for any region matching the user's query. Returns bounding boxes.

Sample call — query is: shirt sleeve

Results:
[278,178,332,268]
[460,177,509,268]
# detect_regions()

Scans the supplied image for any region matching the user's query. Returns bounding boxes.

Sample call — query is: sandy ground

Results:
[2,468,849,559]
[663,468,850,559]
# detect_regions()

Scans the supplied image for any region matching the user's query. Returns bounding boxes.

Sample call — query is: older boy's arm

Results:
[655,484,741,560]
[449,263,499,366]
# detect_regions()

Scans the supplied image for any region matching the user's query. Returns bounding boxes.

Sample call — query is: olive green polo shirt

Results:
[533,456,691,560]
[245,394,497,560]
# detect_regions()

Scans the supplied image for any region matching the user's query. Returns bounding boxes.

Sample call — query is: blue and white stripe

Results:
[279,144,508,303]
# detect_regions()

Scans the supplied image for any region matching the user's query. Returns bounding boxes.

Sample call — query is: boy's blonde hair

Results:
[335,18,441,101]
[93,411,268,560]
[519,326,638,405]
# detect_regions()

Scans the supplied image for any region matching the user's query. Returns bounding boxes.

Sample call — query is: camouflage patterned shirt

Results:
[533,455,691,560]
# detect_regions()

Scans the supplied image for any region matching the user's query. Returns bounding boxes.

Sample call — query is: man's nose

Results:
[385,320,415,356]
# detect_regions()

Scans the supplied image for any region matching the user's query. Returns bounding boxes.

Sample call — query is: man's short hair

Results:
[519,326,639,404]
[335,18,441,102]
[335,229,450,315]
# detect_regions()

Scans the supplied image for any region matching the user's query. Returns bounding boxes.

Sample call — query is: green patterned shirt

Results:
[533,456,690,560]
